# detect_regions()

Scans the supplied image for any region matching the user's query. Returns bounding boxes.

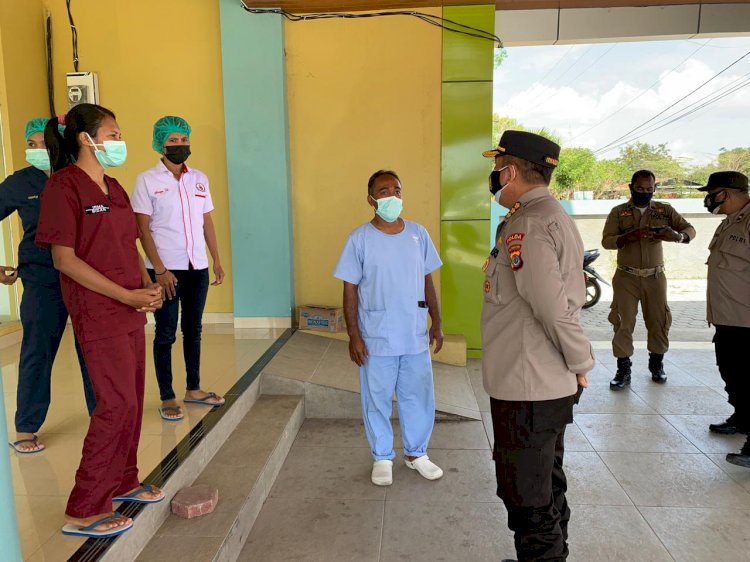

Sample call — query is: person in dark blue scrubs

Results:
[1,117,95,454]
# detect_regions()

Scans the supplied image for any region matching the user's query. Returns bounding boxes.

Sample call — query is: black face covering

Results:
[164,145,191,165]
[630,189,653,207]
[704,190,727,214]
[489,170,503,195]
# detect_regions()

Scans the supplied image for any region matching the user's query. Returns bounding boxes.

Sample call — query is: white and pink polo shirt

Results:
[131,161,214,270]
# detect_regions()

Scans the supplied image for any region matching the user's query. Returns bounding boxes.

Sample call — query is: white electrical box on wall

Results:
[66,72,99,108]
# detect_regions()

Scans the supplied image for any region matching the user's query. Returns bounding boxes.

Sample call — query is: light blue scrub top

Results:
[334,219,442,357]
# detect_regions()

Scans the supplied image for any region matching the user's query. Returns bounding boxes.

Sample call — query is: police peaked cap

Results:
[698,171,748,192]
[483,130,561,168]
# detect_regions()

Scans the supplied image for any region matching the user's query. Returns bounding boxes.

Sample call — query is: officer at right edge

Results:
[700,171,750,467]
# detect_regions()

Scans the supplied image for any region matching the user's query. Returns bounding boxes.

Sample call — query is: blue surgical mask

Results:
[25,148,51,172]
[371,195,403,223]
[86,133,127,168]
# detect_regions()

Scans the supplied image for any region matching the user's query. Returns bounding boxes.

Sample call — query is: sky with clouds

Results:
[493,37,750,165]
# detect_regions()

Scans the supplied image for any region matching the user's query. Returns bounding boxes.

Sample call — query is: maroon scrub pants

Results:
[65,328,145,518]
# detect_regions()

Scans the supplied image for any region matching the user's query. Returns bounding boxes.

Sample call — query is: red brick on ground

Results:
[171,484,219,519]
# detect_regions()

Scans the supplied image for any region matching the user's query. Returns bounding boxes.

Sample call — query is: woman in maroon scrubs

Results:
[36,103,164,538]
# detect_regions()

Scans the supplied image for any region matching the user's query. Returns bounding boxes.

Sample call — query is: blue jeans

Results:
[149,268,209,401]
[15,279,96,433]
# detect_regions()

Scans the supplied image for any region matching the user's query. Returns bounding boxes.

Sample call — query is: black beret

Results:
[698,171,748,192]
[482,130,561,168]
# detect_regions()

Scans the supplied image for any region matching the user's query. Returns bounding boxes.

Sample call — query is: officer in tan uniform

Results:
[481,131,595,562]
[601,170,695,390]
[699,171,750,468]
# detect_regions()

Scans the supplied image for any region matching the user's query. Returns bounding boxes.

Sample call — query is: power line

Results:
[526,44,617,112]
[568,40,710,142]
[594,48,750,154]
[597,73,750,155]
[512,44,596,110]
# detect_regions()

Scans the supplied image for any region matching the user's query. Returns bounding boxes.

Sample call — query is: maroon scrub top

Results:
[36,165,146,343]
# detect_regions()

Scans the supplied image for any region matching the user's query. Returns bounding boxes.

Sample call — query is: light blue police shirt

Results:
[333,219,442,357]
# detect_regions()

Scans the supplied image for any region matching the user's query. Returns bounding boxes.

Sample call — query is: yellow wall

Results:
[39,0,233,312]
[0,0,51,322]
[285,9,443,307]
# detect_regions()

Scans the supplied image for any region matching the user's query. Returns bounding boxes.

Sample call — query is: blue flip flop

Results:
[158,406,184,421]
[184,392,225,407]
[8,435,45,454]
[62,512,133,538]
[113,483,165,504]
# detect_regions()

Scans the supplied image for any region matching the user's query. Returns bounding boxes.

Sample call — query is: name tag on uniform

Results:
[619,209,633,217]
[85,204,111,215]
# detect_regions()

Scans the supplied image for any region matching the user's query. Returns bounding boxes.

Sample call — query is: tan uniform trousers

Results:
[608,269,672,358]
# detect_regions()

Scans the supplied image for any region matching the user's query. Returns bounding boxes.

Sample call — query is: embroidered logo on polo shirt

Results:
[85,204,110,215]
[196,183,206,192]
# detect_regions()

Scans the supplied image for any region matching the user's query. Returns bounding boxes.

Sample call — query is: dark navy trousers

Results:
[15,279,96,433]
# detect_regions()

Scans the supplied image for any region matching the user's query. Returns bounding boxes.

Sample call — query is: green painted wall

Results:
[441,5,495,356]
[219,1,294,319]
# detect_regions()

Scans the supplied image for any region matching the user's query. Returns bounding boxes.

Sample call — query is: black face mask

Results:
[164,145,191,165]
[630,188,653,207]
[704,190,727,215]
[489,170,503,195]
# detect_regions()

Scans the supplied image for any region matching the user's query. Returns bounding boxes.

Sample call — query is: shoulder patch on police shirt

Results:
[85,204,110,215]
[508,244,523,271]
[506,232,525,245]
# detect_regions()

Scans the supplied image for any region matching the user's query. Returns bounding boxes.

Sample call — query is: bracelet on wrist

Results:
[155,269,167,276]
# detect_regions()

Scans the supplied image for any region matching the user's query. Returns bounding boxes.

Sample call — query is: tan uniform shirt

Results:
[601,200,696,268]
[481,187,595,401]
[707,200,750,328]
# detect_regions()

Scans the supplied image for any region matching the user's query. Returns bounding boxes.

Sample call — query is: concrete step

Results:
[135,395,304,562]
[300,329,468,366]
[262,332,480,420]
[96,374,265,562]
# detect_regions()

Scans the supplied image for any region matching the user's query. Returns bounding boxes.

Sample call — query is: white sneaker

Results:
[371,460,393,486]
[405,455,443,480]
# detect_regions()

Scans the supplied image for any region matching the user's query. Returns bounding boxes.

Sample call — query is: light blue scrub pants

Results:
[359,350,435,461]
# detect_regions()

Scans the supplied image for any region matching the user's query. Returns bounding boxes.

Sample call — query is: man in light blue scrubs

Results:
[334,169,444,486]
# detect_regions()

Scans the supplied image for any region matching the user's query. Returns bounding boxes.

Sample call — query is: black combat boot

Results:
[610,357,632,391]
[710,413,748,435]
[649,352,667,384]
[726,438,750,469]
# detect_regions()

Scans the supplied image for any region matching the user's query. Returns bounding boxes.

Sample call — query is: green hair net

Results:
[24,118,49,141]
[153,116,192,153]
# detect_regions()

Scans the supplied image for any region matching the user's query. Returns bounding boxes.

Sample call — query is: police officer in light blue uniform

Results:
[1,117,95,454]
[334,169,444,487]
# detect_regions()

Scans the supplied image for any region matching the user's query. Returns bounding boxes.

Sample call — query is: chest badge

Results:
[85,204,111,215]
[508,244,523,271]
[619,209,633,217]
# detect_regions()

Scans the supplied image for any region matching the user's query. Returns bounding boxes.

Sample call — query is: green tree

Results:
[553,147,597,194]
[494,48,508,70]
[717,147,750,175]
[616,142,686,184]
[491,114,561,147]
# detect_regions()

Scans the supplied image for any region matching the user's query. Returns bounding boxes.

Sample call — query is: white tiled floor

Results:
[2,324,280,561]
[241,350,750,562]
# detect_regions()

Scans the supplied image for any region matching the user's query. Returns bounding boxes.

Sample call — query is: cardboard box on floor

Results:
[298,305,346,332]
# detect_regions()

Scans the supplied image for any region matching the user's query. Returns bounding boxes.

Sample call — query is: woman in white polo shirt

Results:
[132,116,225,421]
